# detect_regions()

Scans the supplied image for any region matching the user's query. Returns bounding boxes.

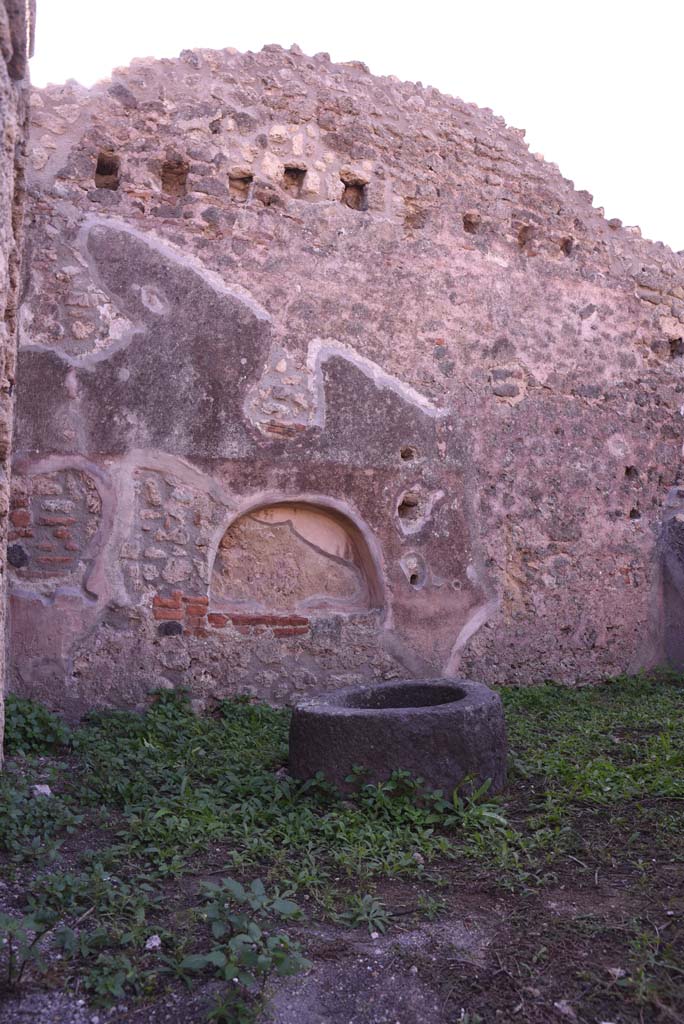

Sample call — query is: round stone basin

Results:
[288,678,507,796]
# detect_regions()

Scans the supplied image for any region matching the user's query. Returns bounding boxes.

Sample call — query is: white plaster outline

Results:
[108,450,236,607]
[10,455,115,602]
[21,217,272,369]
[23,218,445,437]
[80,217,272,323]
[305,338,446,428]
[444,597,501,677]
[15,221,501,671]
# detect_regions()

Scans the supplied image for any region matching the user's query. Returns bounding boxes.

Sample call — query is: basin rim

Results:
[291,677,497,717]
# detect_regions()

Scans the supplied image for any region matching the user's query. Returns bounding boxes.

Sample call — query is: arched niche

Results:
[210,501,383,614]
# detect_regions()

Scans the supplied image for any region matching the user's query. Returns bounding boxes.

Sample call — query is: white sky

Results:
[31,0,684,252]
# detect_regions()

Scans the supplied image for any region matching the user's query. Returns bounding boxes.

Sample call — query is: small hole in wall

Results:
[283,166,307,196]
[95,150,120,190]
[398,492,421,521]
[625,466,639,480]
[161,157,189,197]
[158,620,183,637]
[517,224,535,249]
[229,173,253,202]
[463,211,480,234]
[7,543,28,569]
[560,237,574,256]
[400,446,417,462]
[341,179,368,211]
[629,508,641,520]
[401,552,427,589]
[669,338,684,359]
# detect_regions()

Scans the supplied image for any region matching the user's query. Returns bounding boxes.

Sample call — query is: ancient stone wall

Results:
[0,0,33,754]
[12,43,684,714]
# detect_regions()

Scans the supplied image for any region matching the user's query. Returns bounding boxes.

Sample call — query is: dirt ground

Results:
[2,833,682,1024]
[1,681,682,1024]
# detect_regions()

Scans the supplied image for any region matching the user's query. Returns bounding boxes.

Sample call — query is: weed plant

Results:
[0,675,681,1020]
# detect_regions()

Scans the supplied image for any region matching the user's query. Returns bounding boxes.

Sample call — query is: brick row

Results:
[152,593,312,641]
[274,626,310,638]
[153,594,182,608]
[153,608,183,621]
[229,613,309,627]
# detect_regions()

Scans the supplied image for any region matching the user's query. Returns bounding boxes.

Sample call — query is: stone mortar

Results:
[288,678,507,795]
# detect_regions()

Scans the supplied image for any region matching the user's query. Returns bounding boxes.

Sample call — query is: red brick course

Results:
[185,604,208,617]
[153,594,182,608]
[207,613,228,628]
[10,508,30,527]
[153,591,208,636]
[152,593,311,641]
[153,607,183,621]
[228,613,309,627]
[225,613,311,638]
[7,472,100,579]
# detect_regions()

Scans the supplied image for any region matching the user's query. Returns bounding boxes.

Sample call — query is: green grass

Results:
[505,676,684,801]
[0,675,682,1020]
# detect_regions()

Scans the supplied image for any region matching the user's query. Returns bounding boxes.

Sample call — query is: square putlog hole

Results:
[229,173,253,202]
[95,151,120,190]
[341,179,368,211]
[463,211,481,234]
[161,157,189,197]
[283,165,307,196]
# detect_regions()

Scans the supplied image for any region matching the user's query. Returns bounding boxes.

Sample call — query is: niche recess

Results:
[340,171,369,211]
[283,165,307,196]
[395,485,442,536]
[229,172,253,202]
[517,223,535,250]
[462,211,481,234]
[94,150,120,190]
[397,491,422,524]
[161,156,189,197]
[211,502,382,614]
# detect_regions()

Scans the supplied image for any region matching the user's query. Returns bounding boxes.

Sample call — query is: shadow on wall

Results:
[661,493,684,669]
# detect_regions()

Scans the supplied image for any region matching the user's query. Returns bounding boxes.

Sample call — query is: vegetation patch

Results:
[0,676,682,1022]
